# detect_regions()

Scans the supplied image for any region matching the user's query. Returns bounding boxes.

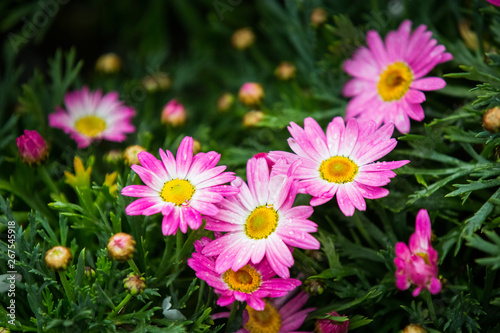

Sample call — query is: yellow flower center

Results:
[245,206,278,239]
[223,265,262,293]
[377,61,413,102]
[160,179,195,205]
[416,252,430,266]
[245,301,282,333]
[319,156,358,183]
[75,115,107,137]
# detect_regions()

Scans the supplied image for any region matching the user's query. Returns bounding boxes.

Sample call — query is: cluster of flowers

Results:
[16,20,450,332]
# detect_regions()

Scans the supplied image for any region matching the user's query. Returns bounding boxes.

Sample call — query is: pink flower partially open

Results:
[202,157,320,278]
[394,209,441,297]
[343,20,452,133]
[269,117,409,216]
[188,237,301,311]
[49,87,135,148]
[121,136,238,235]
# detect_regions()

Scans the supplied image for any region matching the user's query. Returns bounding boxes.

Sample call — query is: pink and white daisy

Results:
[188,237,301,311]
[394,209,441,297]
[121,136,238,235]
[49,87,135,148]
[343,20,453,133]
[202,157,320,278]
[213,291,315,333]
[269,117,409,216]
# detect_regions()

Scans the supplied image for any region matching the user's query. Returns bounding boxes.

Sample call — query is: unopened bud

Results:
[193,139,201,155]
[243,111,264,127]
[483,107,500,133]
[311,8,327,27]
[16,130,48,165]
[315,311,349,333]
[95,53,122,74]
[275,62,296,80]
[123,145,147,166]
[231,27,255,50]
[162,99,187,127]
[85,266,96,279]
[45,246,72,271]
[143,72,171,92]
[304,279,325,295]
[123,273,146,295]
[239,83,264,106]
[107,233,136,262]
[104,149,122,165]
[402,324,427,333]
[217,93,235,112]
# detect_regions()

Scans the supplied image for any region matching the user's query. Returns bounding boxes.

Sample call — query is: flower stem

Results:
[128,259,141,275]
[106,293,133,320]
[38,165,59,195]
[58,271,74,303]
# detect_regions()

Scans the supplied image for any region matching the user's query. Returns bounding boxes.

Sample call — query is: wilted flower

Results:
[49,87,135,148]
[275,62,296,81]
[123,145,146,166]
[45,246,72,271]
[218,93,235,112]
[343,20,452,133]
[16,130,48,165]
[95,53,122,73]
[162,99,187,126]
[107,233,136,261]
[123,273,145,295]
[311,8,327,26]
[483,107,500,133]
[394,209,441,297]
[243,111,264,127]
[232,27,255,50]
[143,72,171,92]
[239,83,264,106]
[315,311,349,333]
[64,156,91,189]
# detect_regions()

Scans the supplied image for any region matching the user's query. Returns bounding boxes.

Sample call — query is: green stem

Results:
[106,293,133,320]
[58,271,74,303]
[128,259,141,275]
[38,165,59,195]
[175,231,183,268]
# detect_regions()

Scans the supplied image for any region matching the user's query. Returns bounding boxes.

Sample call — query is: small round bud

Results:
[143,72,172,92]
[315,311,349,333]
[231,27,255,50]
[217,93,235,112]
[402,324,427,333]
[192,139,202,155]
[95,53,122,74]
[123,273,146,295]
[123,145,147,166]
[243,110,264,127]
[483,107,500,133]
[45,246,72,271]
[239,83,264,106]
[107,233,136,262]
[311,8,327,27]
[16,130,48,165]
[275,62,296,81]
[104,149,122,165]
[85,266,96,279]
[162,99,187,127]
[304,279,325,295]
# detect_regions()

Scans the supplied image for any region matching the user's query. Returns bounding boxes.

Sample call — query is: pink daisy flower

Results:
[342,20,453,133]
[487,0,500,6]
[202,157,320,278]
[121,136,238,235]
[49,86,135,148]
[213,291,315,333]
[394,209,441,297]
[188,237,301,311]
[269,117,409,216]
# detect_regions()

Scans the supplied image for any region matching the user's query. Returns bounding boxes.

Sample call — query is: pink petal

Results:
[176,137,194,179]
[411,77,446,91]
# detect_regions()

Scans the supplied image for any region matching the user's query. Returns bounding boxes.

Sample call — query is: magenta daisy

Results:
[188,237,301,311]
[394,209,441,297]
[269,117,409,216]
[202,157,320,278]
[49,86,135,148]
[121,136,238,235]
[342,20,453,133]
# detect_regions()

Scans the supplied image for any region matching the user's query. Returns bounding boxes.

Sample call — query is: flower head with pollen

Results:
[188,237,300,310]
[269,117,409,216]
[395,209,441,297]
[49,86,135,148]
[202,157,320,279]
[342,20,452,133]
[121,136,239,235]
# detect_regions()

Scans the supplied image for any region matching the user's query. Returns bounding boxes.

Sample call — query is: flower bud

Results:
[304,279,325,295]
[315,311,349,333]
[95,53,122,74]
[275,62,296,81]
[402,324,427,333]
[483,107,500,133]
[217,93,235,112]
[107,233,136,262]
[16,130,48,165]
[243,110,264,127]
[193,139,202,155]
[123,145,147,166]
[239,83,264,106]
[231,27,255,50]
[85,266,96,279]
[123,273,146,295]
[143,72,172,92]
[104,149,122,165]
[162,99,187,127]
[458,20,479,51]
[45,246,72,271]
[311,8,327,27]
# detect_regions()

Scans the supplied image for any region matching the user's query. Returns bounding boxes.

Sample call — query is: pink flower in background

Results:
[188,237,301,311]
[315,311,350,333]
[394,209,441,297]
[202,157,320,278]
[162,99,187,126]
[49,87,135,148]
[121,136,238,235]
[239,82,265,105]
[343,20,452,133]
[269,117,409,216]
[487,0,500,6]
[16,130,48,165]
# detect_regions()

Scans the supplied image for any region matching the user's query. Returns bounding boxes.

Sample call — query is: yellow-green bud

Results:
[45,246,72,271]
[123,273,146,295]
[107,233,136,262]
